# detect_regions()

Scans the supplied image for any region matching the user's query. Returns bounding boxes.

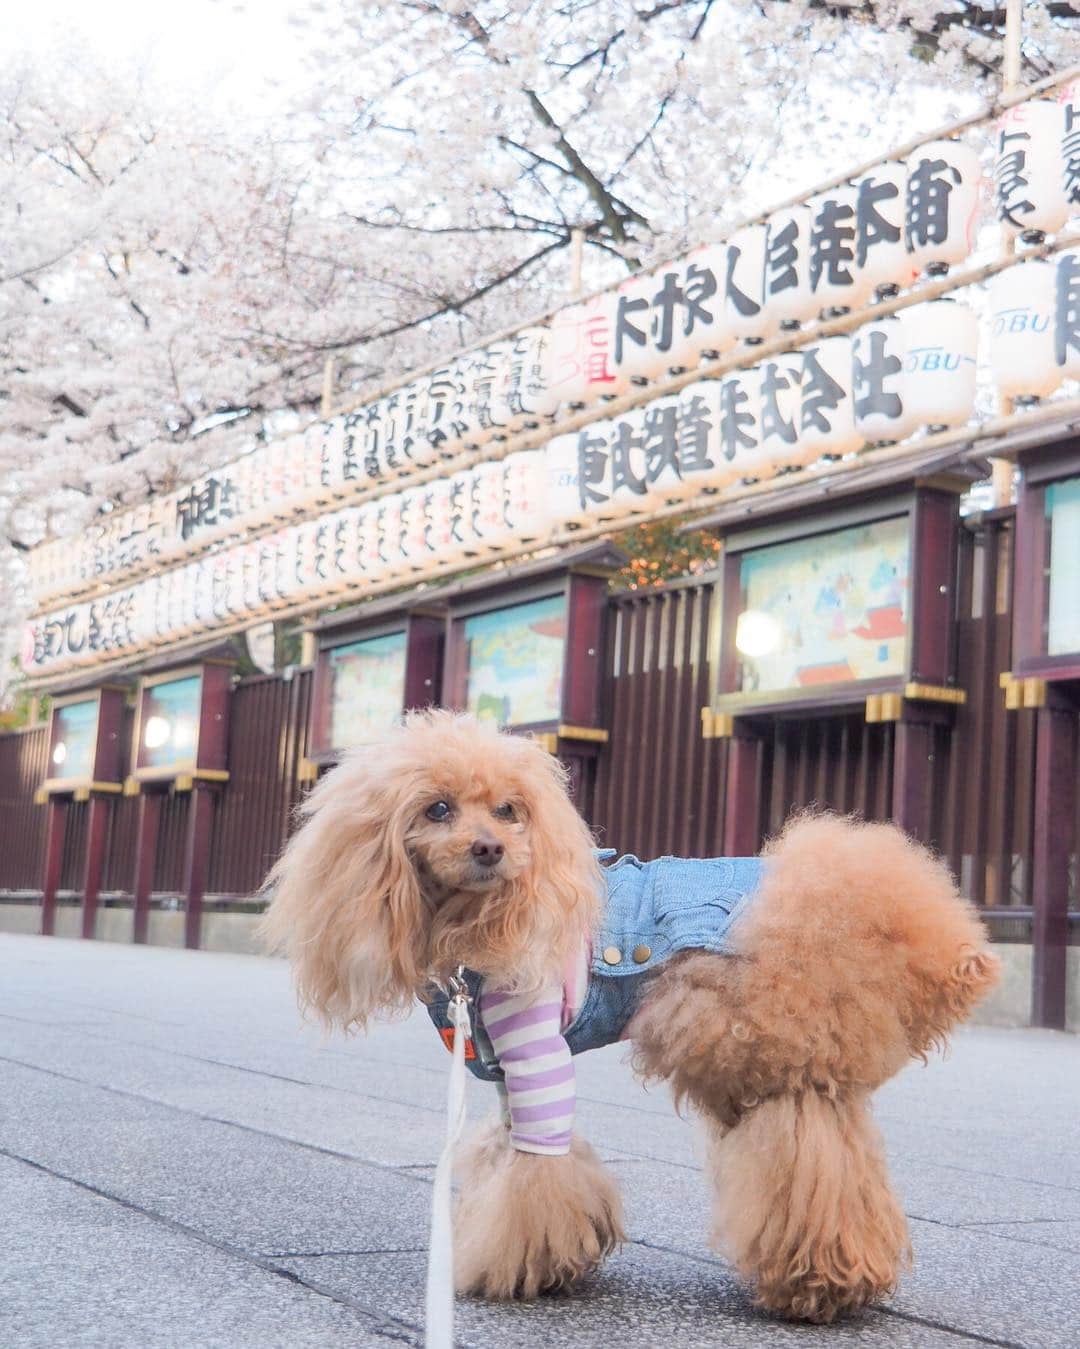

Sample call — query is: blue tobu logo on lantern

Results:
[992,306,1050,336]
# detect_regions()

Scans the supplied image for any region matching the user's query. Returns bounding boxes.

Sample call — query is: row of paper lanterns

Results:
[26,86,1080,612]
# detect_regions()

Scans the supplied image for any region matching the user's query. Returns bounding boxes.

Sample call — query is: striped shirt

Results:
[477,984,576,1155]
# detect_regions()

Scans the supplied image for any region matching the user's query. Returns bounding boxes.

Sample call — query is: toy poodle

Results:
[261,708,998,1323]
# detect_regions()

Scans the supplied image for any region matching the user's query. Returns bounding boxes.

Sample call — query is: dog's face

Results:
[261,710,601,1030]
[406,776,531,899]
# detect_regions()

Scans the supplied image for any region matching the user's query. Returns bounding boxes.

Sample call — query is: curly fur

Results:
[262,713,999,1323]
[454,1123,624,1297]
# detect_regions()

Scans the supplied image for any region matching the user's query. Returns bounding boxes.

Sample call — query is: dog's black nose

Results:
[471,837,504,866]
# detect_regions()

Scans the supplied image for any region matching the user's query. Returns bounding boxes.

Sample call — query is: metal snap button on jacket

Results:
[632,944,652,964]
[602,946,623,966]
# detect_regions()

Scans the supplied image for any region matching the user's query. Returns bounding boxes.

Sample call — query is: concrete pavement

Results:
[1,932,1077,1348]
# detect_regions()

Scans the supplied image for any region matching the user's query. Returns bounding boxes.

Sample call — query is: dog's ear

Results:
[516,741,603,958]
[259,753,427,1031]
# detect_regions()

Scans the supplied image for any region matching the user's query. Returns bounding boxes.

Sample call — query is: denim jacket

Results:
[425,851,764,1083]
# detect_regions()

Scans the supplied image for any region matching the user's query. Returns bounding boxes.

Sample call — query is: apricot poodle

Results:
[261,709,998,1323]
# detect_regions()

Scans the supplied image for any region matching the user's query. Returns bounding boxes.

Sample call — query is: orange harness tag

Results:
[439,1026,477,1060]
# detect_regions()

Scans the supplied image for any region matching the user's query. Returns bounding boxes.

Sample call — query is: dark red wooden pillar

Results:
[41,797,68,937]
[183,783,216,950]
[80,794,112,939]
[723,731,763,857]
[1031,700,1077,1030]
[132,791,162,945]
[891,717,935,844]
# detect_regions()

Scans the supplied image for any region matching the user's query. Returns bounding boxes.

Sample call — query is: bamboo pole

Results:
[992,0,1025,508]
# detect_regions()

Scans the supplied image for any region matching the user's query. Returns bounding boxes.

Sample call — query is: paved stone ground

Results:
[1,933,1077,1349]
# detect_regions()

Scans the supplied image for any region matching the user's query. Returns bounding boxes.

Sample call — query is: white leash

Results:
[425,970,471,1349]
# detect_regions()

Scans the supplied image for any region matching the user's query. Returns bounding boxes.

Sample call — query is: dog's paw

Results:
[454,1133,624,1299]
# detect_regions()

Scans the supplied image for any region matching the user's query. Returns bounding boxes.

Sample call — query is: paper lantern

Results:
[545,432,591,530]
[996,99,1068,239]
[546,295,626,407]
[642,395,693,506]
[853,315,910,443]
[317,418,348,499]
[603,409,651,517]
[459,345,513,449]
[611,269,670,385]
[574,418,622,521]
[716,368,767,480]
[756,353,806,468]
[900,299,979,431]
[376,492,405,576]
[905,138,980,275]
[808,186,870,315]
[673,243,732,363]
[762,206,816,329]
[500,326,559,428]
[677,379,740,494]
[1060,80,1080,211]
[1054,250,1080,381]
[422,477,461,565]
[471,459,514,550]
[416,364,467,462]
[397,487,429,571]
[798,335,861,459]
[989,258,1058,400]
[503,448,551,542]
[854,161,915,297]
[725,223,772,341]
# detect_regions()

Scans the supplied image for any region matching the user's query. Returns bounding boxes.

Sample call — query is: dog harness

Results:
[425,851,765,1154]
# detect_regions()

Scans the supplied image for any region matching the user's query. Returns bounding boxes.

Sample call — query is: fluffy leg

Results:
[708,1092,911,1323]
[453,1125,624,1298]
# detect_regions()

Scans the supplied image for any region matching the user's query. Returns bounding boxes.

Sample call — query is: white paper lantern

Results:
[459,346,513,449]
[725,223,772,341]
[471,459,514,550]
[990,258,1059,399]
[853,315,911,443]
[377,492,406,576]
[905,138,980,274]
[762,206,816,330]
[798,335,861,459]
[317,418,348,499]
[396,487,429,571]
[499,326,559,429]
[546,295,626,407]
[545,432,591,530]
[642,394,693,505]
[1060,80,1080,211]
[808,186,870,315]
[996,99,1068,239]
[503,449,551,542]
[854,161,915,297]
[716,367,768,480]
[756,353,806,468]
[1055,250,1080,381]
[603,409,651,517]
[673,243,733,362]
[422,477,461,565]
[611,269,668,385]
[677,379,739,494]
[900,299,979,431]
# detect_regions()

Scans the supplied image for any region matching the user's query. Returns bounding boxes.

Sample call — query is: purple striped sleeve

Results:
[479,982,575,1156]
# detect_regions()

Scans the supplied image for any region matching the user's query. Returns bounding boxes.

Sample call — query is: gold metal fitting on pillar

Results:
[700,708,734,739]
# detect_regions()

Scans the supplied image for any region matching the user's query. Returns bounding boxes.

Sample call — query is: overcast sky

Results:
[8,0,311,108]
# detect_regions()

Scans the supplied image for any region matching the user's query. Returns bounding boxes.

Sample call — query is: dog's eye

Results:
[425,800,452,822]
[492,803,516,821]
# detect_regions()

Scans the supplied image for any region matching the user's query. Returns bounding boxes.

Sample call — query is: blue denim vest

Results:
[424,851,764,1082]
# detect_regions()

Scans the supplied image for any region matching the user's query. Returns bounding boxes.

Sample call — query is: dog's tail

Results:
[708,1089,911,1323]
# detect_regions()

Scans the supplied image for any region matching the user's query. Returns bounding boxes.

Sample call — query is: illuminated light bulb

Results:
[735,610,782,658]
[53,742,67,765]
[144,716,171,750]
